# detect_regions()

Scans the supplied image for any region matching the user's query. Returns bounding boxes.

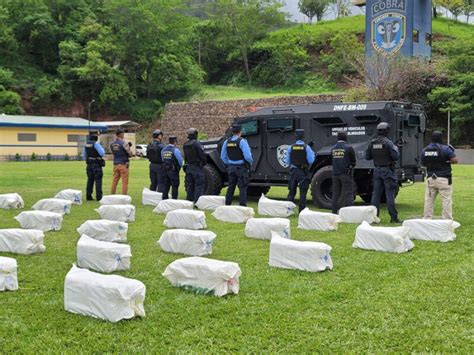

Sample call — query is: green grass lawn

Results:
[0,161,472,352]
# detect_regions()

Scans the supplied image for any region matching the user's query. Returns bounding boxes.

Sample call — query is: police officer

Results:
[421,131,458,220]
[83,131,105,201]
[110,128,133,195]
[220,124,253,206]
[183,128,207,203]
[161,136,183,200]
[331,130,356,214]
[285,129,316,213]
[365,122,401,223]
[147,129,165,192]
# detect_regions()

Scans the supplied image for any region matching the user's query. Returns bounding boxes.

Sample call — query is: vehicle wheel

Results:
[311,165,334,210]
[203,164,223,195]
[247,186,270,197]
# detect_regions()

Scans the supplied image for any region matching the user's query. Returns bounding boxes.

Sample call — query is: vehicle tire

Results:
[203,164,223,195]
[311,165,334,210]
[247,186,270,197]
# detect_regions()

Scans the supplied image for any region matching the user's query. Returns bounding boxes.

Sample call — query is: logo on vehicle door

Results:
[277,145,289,168]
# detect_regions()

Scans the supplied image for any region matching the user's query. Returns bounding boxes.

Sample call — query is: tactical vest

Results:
[183,139,200,164]
[331,141,352,175]
[162,145,179,169]
[85,141,100,159]
[147,140,163,164]
[227,137,244,161]
[370,137,391,166]
[110,140,129,165]
[423,144,451,176]
[290,143,307,167]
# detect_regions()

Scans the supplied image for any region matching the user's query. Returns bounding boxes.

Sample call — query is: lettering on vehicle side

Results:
[333,104,368,111]
[203,144,218,150]
[331,126,366,136]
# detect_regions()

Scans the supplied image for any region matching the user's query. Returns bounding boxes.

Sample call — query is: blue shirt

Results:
[221,135,254,165]
[82,141,105,158]
[285,140,316,168]
[161,145,184,167]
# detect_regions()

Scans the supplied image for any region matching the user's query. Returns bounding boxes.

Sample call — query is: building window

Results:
[67,134,86,143]
[413,30,419,43]
[17,133,37,142]
[425,33,432,47]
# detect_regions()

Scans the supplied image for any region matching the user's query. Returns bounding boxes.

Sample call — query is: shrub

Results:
[31,152,37,161]
[64,154,70,161]
[46,153,52,161]
[15,153,20,162]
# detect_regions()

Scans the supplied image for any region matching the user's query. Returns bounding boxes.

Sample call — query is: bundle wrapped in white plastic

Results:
[95,205,135,222]
[195,196,226,211]
[15,211,63,231]
[353,221,414,253]
[0,228,45,254]
[142,187,162,206]
[212,206,255,223]
[54,189,82,205]
[77,220,128,243]
[339,206,380,224]
[64,265,146,323]
[163,209,207,230]
[258,195,296,217]
[99,195,132,205]
[162,257,241,297]
[153,199,193,214]
[32,198,72,215]
[0,193,24,209]
[77,235,131,273]
[158,229,217,256]
[298,208,342,231]
[245,218,290,240]
[0,257,18,291]
[403,219,461,242]
[269,233,333,272]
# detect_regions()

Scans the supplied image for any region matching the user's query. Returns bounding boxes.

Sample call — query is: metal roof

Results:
[98,120,141,127]
[0,114,108,130]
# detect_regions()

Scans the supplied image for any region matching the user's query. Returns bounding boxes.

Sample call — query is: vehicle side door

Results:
[265,116,296,179]
[397,112,426,168]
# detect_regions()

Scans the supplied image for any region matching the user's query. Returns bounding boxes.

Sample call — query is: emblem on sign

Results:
[276,145,289,168]
[371,13,406,55]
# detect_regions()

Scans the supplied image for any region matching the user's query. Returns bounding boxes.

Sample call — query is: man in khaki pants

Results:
[110,128,133,195]
[421,131,458,219]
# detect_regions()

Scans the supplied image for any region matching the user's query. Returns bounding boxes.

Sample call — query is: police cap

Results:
[295,129,304,139]
[152,129,163,138]
[187,127,198,139]
[432,131,443,144]
[116,128,125,136]
[337,130,348,141]
[169,136,177,144]
[231,124,241,134]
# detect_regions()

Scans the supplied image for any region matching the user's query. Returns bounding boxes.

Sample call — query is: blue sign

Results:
[371,13,406,55]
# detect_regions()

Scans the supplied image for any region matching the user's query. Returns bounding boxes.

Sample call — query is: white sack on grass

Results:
[32,198,72,215]
[0,257,18,291]
[0,193,24,209]
[64,265,145,323]
[162,257,241,297]
[212,206,255,223]
[158,229,217,256]
[77,235,131,273]
[353,221,414,253]
[95,205,135,222]
[258,194,296,217]
[77,220,128,243]
[298,208,342,231]
[245,218,290,240]
[142,188,162,206]
[195,196,226,211]
[269,233,333,272]
[0,228,45,254]
[163,209,207,230]
[339,206,380,224]
[99,195,132,205]
[54,189,82,205]
[14,211,63,232]
[153,199,193,214]
[403,219,461,242]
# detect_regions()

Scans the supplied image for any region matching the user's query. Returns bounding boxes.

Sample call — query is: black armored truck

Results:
[199,101,426,209]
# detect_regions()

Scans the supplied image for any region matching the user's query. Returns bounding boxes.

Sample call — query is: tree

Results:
[331,0,351,19]
[298,0,329,23]
[463,0,474,22]
[440,0,465,20]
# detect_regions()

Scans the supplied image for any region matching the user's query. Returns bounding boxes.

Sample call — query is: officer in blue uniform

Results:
[83,131,105,201]
[146,129,165,192]
[183,128,207,203]
[285,129,316,213]
[365,122,401,223]
[220,124,253,206]
[331,130,356,214]
[161,136,183,200]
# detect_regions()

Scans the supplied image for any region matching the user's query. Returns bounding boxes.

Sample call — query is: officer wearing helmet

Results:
[285,129,316,213]
[110,128,133,195]
[183,128,207,202]
[83,131,105,201]
[161,136,183,200]
[421,131,458,219]
[365,122,401,223]
[331,130,356,214]
[146,129,165,192]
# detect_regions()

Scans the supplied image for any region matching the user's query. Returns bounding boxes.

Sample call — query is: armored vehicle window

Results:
[241,120,258,136]
[267,118,294,132]
[408,115,420,126]
[355,115,380,123]
[312,116,343,126]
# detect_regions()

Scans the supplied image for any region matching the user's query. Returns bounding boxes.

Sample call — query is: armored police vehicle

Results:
[200,101,426,209]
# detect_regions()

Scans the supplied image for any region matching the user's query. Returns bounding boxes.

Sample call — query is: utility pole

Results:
[447,109,451,146]
[88,99,96,134]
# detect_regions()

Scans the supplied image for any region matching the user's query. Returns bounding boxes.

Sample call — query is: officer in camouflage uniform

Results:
[183,128,207,203]
[161,136,183,200]
[83,131,105,201]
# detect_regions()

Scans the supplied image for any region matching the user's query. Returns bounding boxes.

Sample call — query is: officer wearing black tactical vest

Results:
[183,128,207,203]
[331,130,356,214]
[146,129,165,192]
[161,136,183,200]
[365,122,401,223]
[82,131,105,201]
[421,131,458,220]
